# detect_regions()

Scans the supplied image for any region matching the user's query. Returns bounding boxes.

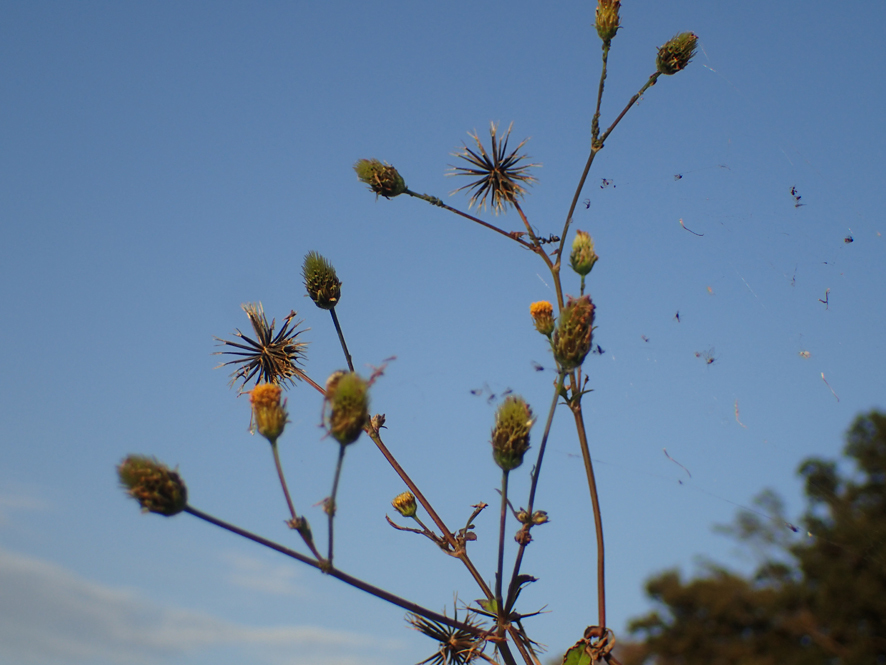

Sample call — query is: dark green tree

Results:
[618,410,886,665]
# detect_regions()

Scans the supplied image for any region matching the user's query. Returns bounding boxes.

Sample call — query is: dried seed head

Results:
[118,455,187,516]
[449,122,538,214]
[391,491,417,518]
[595,0,621,43]
[354,158,407,199]
[214,303,308,391]
[553,295,595,370]
[570,230,598,277]
[302,251,342,310]
[491,396,534,472]
[250,383,288,443]
[530,300,555,336]
[325,371,370,446]
[656,32,698,75]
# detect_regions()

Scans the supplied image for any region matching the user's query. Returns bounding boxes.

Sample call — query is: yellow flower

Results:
[391,491,417,518]
[530,301,555,336]
[250,383,288,443]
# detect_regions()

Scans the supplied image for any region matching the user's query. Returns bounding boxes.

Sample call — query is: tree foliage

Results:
[619,410,886,665]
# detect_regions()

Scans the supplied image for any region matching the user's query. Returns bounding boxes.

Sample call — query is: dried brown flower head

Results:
[408,609,486,665]
[449,122,538,214]
[214,303,308,391]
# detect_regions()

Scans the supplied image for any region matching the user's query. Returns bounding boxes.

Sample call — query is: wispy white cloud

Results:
[0,547,401,665]
[0,485,51,526]
[220,550,306,597]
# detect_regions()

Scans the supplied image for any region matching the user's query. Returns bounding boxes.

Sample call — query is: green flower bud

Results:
[392,491,417,518]
[595,0,621,43]
[491,396,534,472]
[354,158,407,199]
[118,455,187,516]
[302,251,342,310]
[553,295,595,370]
[570,230,598,277]
[656,32,698,76]
[325,371,369,446]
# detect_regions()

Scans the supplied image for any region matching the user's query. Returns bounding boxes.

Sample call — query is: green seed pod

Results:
[325,371,369,446]
[656,32,698,76]
[595,0,621,43]
[553,295,595,370]
[570,230,598,277]
[491,396,534,472]
[118,455,187,516]
[354,158,407,199]
[302,251,342,310]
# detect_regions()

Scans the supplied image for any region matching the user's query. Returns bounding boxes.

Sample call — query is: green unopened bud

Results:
[250,383,288,443]
[656,32,698,76]
[392,491,417,518]
[354,158,407,199]
[530,301,555,336]
[325,371,369,445]
[302,251,342,310]
[570,230,598,277]
[553,295,595,370]
[118,455,187,516]
[595,0,621,43]
[491,396,534,472]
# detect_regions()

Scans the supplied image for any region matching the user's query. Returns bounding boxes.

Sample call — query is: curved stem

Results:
[571,404,606,629]
[326,443,348,565]
[329,307,354,372]
[183,505,482,635]
[405,189,535,250]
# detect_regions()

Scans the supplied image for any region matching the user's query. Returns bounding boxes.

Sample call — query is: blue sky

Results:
[1,2,884,664]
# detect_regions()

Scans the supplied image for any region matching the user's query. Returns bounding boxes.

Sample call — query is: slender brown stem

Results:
[183,505,483,634]
[405,189,535,250]
[329,307,354,372]
[327,443,347,565]
[559,71,661,263]
[365,427,495,602]
[495,470,510,611]
[591,43,611,142]
[270,441,324,561]
[571,404,606,629]
[505,372,565,613]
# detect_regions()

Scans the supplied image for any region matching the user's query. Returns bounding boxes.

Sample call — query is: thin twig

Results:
[405,189,536,250]
[184,505,483,634]
[327,443,347,565]
[270,441,323,561]
[329,307,354,372]
[495,470,510,611]
[505,372,565,613]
